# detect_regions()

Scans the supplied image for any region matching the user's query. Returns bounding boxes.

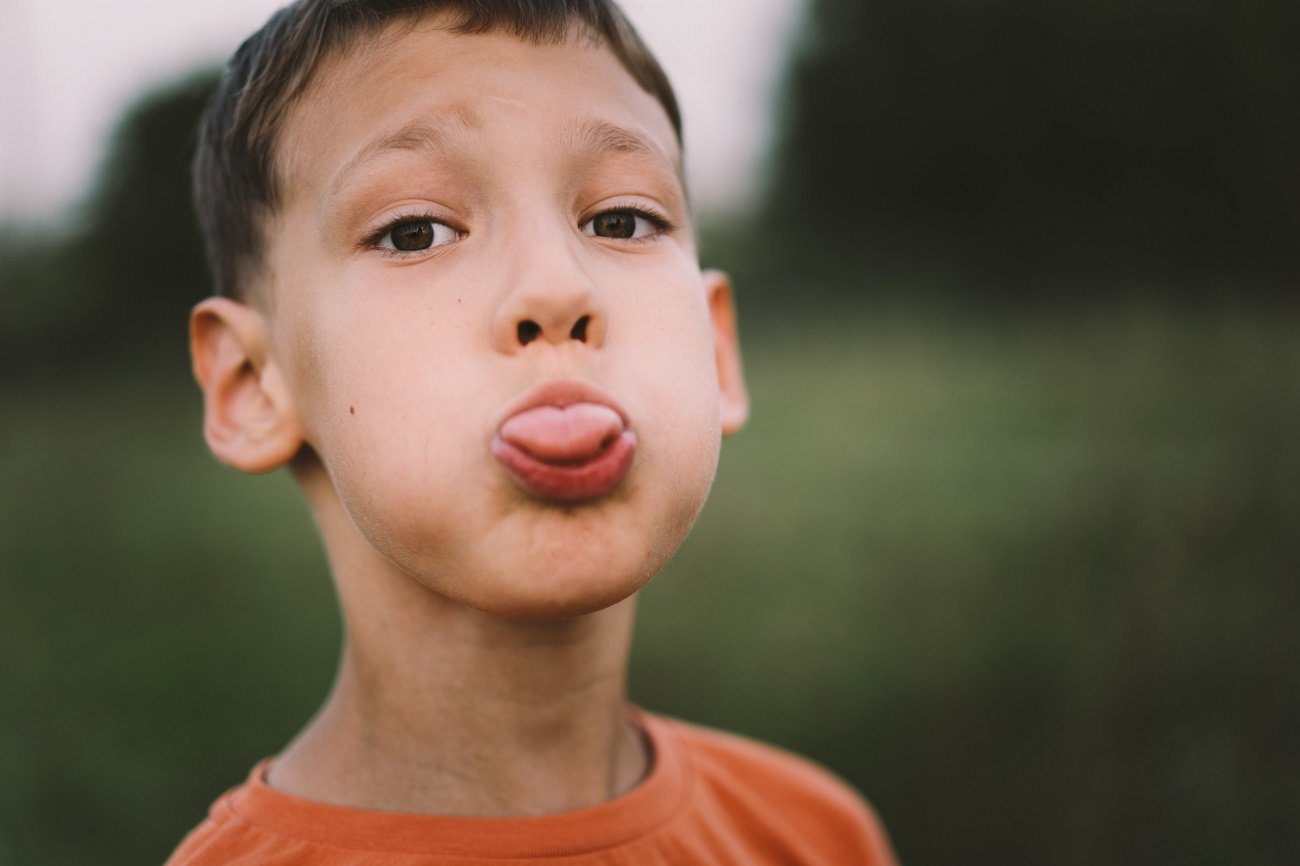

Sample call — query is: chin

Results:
[445,532,670,622]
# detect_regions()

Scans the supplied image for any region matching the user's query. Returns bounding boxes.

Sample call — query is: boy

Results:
[168,1,896,863]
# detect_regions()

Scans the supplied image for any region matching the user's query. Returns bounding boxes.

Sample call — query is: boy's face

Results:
[238,18,746,619]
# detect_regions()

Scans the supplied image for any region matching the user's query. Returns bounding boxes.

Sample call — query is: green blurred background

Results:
[2,1,1298,864]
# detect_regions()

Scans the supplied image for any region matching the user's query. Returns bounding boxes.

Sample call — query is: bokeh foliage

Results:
[2,4,1298,864]
[753,0,1300,296]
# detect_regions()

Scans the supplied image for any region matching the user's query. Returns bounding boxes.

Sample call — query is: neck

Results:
[269,485,648,817]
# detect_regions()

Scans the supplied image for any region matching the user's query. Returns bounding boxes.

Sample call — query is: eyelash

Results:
[362,211,461,258]
[590,203,676,239]
[361,202,677,257]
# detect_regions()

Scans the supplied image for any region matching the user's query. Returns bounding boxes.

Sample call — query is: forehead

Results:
[276,18,681,201]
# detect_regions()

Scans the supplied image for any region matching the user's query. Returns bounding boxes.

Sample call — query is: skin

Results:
[190,17,747,817]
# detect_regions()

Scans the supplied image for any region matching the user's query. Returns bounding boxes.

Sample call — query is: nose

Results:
[514,312,591,346]
[490,230,607,353]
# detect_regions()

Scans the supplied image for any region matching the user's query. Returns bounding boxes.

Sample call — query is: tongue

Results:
[499,403,624,463]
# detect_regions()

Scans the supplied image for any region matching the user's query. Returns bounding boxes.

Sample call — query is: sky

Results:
[0,0,805,222]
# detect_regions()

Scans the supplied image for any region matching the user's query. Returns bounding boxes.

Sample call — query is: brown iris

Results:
[589,212,637,239]
[390,220,435,251]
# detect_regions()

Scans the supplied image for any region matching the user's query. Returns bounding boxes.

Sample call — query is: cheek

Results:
[288,268,476,443]
[285,308,484,551]
[630,297,726,526]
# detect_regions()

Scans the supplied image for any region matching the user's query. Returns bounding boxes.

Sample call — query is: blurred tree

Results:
[0,71,218,370]
[757,0,1300,294]
[80,72,217,331]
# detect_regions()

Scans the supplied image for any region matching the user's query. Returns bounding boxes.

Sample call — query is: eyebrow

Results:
[328,111,478,196]
[327,114,681,198]
[569,119,679,172]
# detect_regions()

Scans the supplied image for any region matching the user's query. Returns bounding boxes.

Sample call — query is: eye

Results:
[373,217,461,254]
[581,208,669,240]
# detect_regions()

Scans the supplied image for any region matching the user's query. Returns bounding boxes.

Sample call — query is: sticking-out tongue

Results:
[498,403,624,464]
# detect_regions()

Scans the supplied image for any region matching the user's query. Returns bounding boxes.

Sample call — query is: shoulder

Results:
[667,717,869,810]
[650,715,898,865]
[163,771,316,866]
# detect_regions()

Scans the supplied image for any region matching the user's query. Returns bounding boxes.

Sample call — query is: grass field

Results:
[2,299,1296,865]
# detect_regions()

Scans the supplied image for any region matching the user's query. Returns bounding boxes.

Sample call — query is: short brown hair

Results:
[194,0,682,299]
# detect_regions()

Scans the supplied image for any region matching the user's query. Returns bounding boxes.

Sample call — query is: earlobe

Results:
[702,270,749,437]
[190,297,304,473]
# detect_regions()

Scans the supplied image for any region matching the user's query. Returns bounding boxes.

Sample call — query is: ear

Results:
[702,269,749,436]
[190,297,305,473]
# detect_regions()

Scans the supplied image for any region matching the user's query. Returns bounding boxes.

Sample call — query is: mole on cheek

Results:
[349,406,356,415]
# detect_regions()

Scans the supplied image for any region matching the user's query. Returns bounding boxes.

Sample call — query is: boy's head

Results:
[189,0,748,621]
[195,0,682,301]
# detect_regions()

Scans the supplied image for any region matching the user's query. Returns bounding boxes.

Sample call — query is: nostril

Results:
[570,315,590,342]
[517,320,541,346]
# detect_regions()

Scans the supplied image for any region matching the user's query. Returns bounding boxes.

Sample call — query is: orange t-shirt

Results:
[165,713,897,865]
